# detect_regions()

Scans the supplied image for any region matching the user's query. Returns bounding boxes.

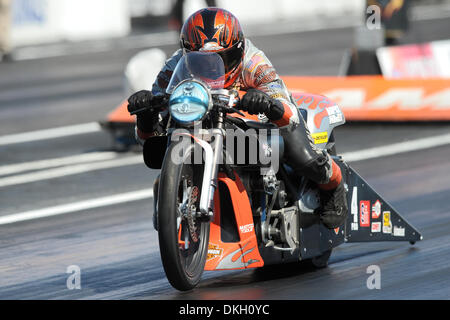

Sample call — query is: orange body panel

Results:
[204,172,264,271]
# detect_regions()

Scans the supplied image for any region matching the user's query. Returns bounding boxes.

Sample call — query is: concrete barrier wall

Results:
[185,0,364,24]
[11,0,364,47]
[11,0,130,47]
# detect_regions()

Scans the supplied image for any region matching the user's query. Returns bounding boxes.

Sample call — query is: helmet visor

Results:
[216,40,245,75]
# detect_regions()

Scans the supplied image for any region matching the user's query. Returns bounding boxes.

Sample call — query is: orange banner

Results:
[283,75,450,121]
[107,76,450,124]
[107,100,132,123]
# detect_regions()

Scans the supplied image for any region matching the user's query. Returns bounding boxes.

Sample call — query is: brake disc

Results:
[186,186,199,243]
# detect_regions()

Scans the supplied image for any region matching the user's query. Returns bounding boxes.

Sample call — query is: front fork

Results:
[198,127,224,219]
[169,115,225,220]
[153,127,224,226]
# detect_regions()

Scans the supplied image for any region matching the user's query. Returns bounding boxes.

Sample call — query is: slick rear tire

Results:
[157,141,210,291]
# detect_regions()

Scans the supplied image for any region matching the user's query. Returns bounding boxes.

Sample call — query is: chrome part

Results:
[174,135,214,218]
[263,206,299,253]
[193,138,215,217]
[211,88,240,109]
[280,206,299,252]
[262,173,279,195]
[186,186,199,243]
[298,188,321,214]
[272,246,295,252]
[177,180,199,247]
[208,128,225,214]
[261,183,280,244]
[177,130,223,217]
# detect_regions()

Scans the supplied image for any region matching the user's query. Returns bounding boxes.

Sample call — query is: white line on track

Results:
[0,155,142,188]
[0,122,102,146]
[0,152,118,176]
[0,188,153,226]
[341,132,450,162]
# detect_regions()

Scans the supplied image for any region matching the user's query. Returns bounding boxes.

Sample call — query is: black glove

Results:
[128,90,161,133]
[241,89,284,121]
[127,90,154,115]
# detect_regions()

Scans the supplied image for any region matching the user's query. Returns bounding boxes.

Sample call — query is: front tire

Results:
[157,142,210,291]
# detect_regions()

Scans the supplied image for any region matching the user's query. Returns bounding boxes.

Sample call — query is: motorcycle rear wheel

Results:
[157,142,210,291]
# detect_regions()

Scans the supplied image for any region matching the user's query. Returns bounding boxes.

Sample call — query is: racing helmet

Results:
[180,7,245,88]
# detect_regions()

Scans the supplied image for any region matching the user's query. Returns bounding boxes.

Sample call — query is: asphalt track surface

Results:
[0,16,449,300]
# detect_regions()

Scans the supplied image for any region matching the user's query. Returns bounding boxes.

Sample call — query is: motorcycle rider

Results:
[127,7,348,229]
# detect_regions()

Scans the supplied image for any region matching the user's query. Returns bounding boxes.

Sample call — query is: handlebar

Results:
[129,94,169,116]
[129,90,245,116]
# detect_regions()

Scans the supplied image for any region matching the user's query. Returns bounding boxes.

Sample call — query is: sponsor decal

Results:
[254,65,277,87]
[393,226,405,237]
[270,93,288,100]
[312,132,328,145]
[372,200,381,219]
[326,105,344,124]
[207,243,223,261]
[382,211,392,234]
[351,187,358,231]
[268,82,283,90]
[239,223,254,234]
[371,222,382,233]
[245,54,265,73]
[360,201,371,227]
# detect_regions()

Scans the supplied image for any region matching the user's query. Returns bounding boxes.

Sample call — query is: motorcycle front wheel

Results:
[157,141,210,291]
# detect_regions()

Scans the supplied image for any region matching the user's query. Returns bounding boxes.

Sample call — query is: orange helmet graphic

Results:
[180,8,245,88]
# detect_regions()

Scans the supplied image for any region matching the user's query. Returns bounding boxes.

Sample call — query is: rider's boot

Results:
[295,154,348,229]
[317,160,348,229]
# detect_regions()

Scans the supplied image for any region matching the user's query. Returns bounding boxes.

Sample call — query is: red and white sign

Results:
[372,200,381,219]
[359,201,370,227]
[371,222,382,233]
[377,40,450,79]
[239,223,254,234]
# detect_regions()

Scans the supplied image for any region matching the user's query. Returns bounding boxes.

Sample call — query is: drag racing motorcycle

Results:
[131,51,422,291]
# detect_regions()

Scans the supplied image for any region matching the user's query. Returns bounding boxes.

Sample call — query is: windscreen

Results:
[166,51,226,94]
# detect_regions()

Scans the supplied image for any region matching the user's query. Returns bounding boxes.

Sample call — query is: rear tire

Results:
[157,141,210,291]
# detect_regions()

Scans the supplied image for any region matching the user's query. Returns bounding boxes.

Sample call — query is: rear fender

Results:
[292,93,345,150]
